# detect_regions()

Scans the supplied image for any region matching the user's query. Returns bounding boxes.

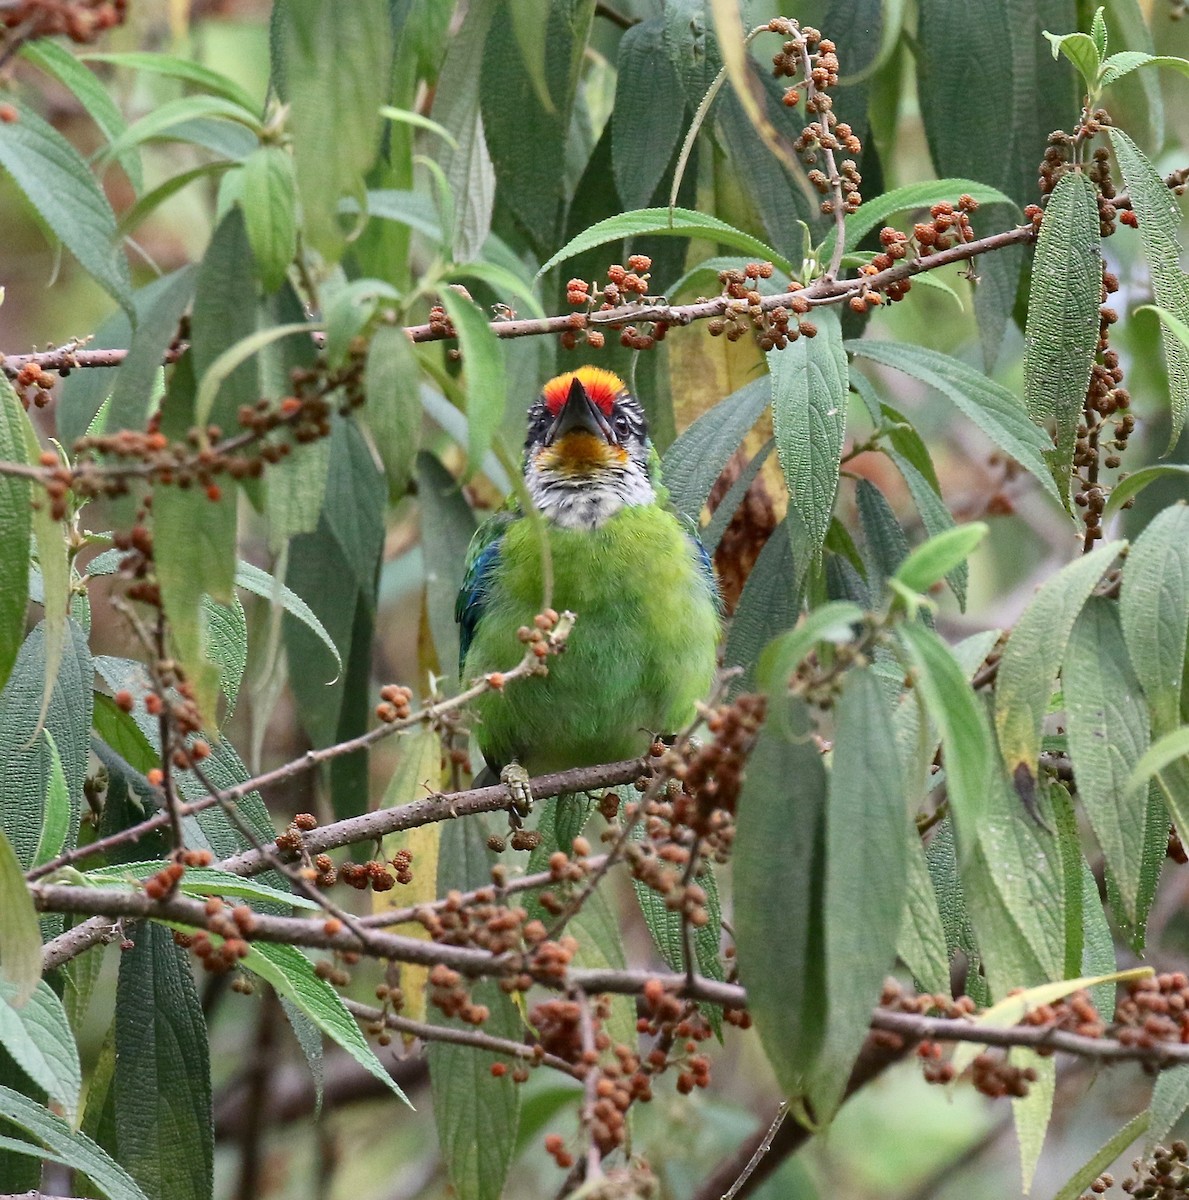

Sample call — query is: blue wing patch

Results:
[679,513,723,615]
[455,514,513,671]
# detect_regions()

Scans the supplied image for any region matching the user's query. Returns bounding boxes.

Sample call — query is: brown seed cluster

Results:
[562,256,660,353]
[1115,972,1189,1048]
[142,848,213,900]
[707,262,807,349]
[172,895,256,974]
[13,360,57,410]
[768,20,862,218]
[375,683,414,724]
[1108,1141,1189,1199]
[1,0,126,44]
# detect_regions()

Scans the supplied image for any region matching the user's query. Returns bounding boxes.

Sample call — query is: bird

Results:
[455,365,721,809]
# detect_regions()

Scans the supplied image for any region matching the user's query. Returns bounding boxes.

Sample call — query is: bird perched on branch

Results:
[456,365,721,810]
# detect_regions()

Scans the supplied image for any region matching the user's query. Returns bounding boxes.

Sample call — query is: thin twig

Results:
[722,1102,789,1200]
[576,990,603,1183]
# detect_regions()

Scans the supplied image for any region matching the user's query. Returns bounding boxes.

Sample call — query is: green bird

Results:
[455,366,721,802]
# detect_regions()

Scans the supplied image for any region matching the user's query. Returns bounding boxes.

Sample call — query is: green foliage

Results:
[1,3,1189,1197]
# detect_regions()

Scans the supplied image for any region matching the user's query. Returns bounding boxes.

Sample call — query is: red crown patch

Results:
[541,366,626,416]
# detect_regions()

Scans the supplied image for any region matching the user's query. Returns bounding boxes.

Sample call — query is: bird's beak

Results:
[545,377,614,445]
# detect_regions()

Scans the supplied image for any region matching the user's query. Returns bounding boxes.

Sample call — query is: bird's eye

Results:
[613,413,633,440]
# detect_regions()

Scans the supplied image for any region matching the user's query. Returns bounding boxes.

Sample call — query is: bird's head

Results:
[523,366,655,529]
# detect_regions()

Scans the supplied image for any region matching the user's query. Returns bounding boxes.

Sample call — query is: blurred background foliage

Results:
[2,0,1189,1197]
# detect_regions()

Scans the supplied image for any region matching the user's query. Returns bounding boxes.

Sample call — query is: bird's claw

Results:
[501,762,533,827]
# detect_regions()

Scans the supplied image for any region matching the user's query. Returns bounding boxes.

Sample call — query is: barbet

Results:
[456,366,721,801]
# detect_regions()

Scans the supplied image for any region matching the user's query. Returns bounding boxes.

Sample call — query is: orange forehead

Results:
[541,366,626,416]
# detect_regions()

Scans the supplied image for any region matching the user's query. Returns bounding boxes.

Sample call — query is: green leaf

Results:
[809,667,909,1121]
[442,261,545,322]
[81,51,259,113]
[438,289,506,478]
[703,439,774,555]
[896,623,995,844]
[536,206,791,278]
[106,265,197,433]
[321,278,401,369]
[1023,171,1102,505]
[1090,7,1108,58]
[1100,50,1189,88]
[21,41,142,192]
[244,940,409,1104]
[155,359,237,723]
[114,923,212,1200]
[238,145,298,293]
[847,341,1061,504]
[0,830,41,1008]
[202,594,246,717]
[98,95,262,165]
[279,0,392,261]
[1063,598,1150,922]
[430,814,519,1200]
[734,690,828,1105]
[769,308,848,559]
[427,0,495,262]
[23,404,69,741]
[757,601,865,692]
[994,540,1122,783]
[893,523,987,596]
[661,377,770,522]
[234,560,341,676]
[0,621,92,869]
[1042,29,1102,87]
[0,1085,151,1200]
[723,517,804,691]
[897,834,951,995]
[612,17,686,211]
[1122,505,1189,736]
[1127,727,1189,800]
[1012,1048,1054,1194]
[1149,1065,1189,1151]
[0,99,132,312]
[363,325,422,498]
[1103,463,1189,519]
[1108,128,1189,449]
[190,206,261,436]
[31,730,70,869]
[0,378,30,691]
[378,104,458,148]
[85,862,320,909]
[117,161,236,235]
[194,321,317,434]
[0,980,79,1127]
[821,178,1016,262]
[1052,1112,1148,1200]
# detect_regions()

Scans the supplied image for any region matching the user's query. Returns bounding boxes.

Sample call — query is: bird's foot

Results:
[501,762,533,828]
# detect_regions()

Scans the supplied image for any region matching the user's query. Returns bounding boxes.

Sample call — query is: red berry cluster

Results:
[707,263,809,349]
[172,896,257,974]
[768,20,861,218]
[142,848,213,900]
[1,0,126,44]
[562,256,664,352]
[375,684,414,724]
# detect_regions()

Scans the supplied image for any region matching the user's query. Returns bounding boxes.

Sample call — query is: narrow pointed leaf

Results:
[847,341,1061,503]
[1103,463,1189,518]
[1042,30,1101,87]
[994,540,1122,783]
[1100,50,1189,88]
[0,99,132,312]
[1149,1065,1189,1151]
[757,601,865,690]
[896,622,994,843]
[114,923,212,1200]
[438,290,506,478]
[278,0,391,261]
[1012,1048,1054,1194]
[1023,171,1102,505]
[363,323,422,497]
[893,523,987,596]
[31,730,70,869]
[769,308,848,558]
[0,1086,150,1200]
[244,941,410,1105]
[897,834,951,995]
[734,691,828,1101]
[0,830,41,1006]
[233,561,341,674]
[536,207,790,278]
[809,668,909,1121]
[85,862,319,909]
[1063,598,1150,922]
[1121,505,1189,736]
[238,145,298,293]
[1053,1116,1148,1200]
[81,51,259,112]
[0,378,30,690]
[1108,128,1189,448]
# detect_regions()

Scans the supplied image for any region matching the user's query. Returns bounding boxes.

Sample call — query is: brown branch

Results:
[341,999,583,1078]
